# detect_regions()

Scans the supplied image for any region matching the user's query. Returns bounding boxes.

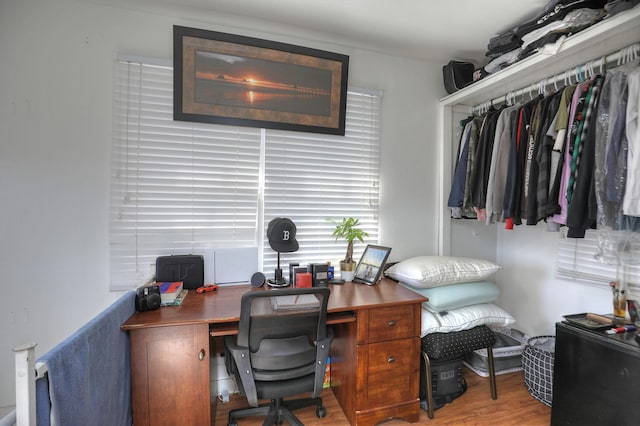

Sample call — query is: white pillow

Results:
[386,256,501,288]
[420,303,515,336]
[401,281,500,312]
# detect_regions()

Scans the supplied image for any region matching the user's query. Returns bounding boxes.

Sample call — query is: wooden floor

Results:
[214,368,551,425]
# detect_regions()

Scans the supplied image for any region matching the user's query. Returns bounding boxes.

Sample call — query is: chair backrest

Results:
[228,287,332,405]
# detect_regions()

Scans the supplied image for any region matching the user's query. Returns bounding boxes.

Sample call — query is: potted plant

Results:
[331,217,369,280]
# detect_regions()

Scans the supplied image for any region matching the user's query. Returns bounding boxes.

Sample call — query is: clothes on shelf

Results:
[482,0,639,76]
[447,63,640,248]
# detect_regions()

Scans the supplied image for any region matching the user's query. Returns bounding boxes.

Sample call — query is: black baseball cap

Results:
[267,218,299,253]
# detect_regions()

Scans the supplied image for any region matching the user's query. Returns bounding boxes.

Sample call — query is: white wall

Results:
[447,217,612,337]
[495,223,612,336]
[0,0,443,406]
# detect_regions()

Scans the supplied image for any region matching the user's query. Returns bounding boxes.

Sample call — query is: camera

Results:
[135,284,161,312]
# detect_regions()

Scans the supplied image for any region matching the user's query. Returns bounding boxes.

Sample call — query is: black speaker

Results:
[251,272,266,287]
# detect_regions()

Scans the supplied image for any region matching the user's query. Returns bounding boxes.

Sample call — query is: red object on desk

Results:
[196,284,218,294]
[296,272,312,288]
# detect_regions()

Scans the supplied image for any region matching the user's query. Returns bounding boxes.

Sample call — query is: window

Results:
[110,58,381,290]
[262,91,381,275]
[556,229,640,297]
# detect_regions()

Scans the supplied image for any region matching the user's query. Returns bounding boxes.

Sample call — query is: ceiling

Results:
[98,0,551,64]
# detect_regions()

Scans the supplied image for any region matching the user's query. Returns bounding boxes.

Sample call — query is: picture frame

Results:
[353,245,392,286]
[173,25,349,135]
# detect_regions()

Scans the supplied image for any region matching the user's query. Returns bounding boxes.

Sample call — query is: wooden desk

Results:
[122,278,426,425]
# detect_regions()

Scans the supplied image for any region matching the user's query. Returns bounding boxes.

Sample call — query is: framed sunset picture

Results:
[173,26,349,135]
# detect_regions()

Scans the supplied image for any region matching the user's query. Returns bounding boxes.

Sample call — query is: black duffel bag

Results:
[442,60,475,94]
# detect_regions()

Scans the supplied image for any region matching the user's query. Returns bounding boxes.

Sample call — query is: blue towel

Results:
[36,291,135,426]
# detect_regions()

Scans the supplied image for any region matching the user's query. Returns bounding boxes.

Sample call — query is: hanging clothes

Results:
[448,117,482,219]
[624,68,640,216]
[487,105,520,224]
[446,58,639,243]
[535,89,563,225]
[595,68,629,229]
[470,108,503,222]
[593,64,640,262]
[552,78,593,227]
[504,98,538,228]
[525,95,552,225]
[547,85,577,223]
[448,117,474,219]
[566,76,604,237]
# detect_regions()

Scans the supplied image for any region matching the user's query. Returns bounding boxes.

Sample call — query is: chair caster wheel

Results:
[316,406,326,418]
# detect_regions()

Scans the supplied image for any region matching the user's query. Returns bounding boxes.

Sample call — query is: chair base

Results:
[228,396,325,426]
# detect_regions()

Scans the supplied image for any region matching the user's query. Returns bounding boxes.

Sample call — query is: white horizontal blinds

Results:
[263,90,382,273]
[556,229,640,296]
[110,60,261,290]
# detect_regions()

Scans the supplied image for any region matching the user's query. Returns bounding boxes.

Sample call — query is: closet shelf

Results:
[440,6,640,108]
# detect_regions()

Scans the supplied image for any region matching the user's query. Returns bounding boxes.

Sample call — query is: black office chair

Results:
[224,287,332,426]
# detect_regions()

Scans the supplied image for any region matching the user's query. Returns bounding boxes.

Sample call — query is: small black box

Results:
[156,254,204,290]
[307,263,329,287]
[288,262,300,285]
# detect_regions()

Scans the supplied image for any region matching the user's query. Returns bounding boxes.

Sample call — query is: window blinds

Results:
[263,92,381,273]
[556,229,640,297]
[110,59,381,290]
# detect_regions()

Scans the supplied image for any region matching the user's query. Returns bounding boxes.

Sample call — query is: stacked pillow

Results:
[385,256,515,336]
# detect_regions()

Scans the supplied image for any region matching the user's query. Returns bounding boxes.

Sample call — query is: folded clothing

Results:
[484,0,608,61]
[485,48,523,74]
[487,30,521,54]
[514,0,607,38]
[486,33,523,59]
[520,8,603,50]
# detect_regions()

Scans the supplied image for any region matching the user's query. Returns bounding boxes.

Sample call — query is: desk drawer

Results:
[368,305,415,342]
[363,337,419,407]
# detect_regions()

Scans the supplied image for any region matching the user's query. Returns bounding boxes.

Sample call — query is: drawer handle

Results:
[198,349,206,361]
[388,320,396,327]
[387,357,395,363]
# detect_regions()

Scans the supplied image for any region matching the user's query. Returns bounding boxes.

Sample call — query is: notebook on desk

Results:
[272,294,320,311]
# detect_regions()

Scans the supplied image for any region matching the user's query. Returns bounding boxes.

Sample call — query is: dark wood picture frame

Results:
[173,25,349,135]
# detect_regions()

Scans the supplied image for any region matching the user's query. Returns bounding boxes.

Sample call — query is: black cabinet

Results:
[551,321,640,425]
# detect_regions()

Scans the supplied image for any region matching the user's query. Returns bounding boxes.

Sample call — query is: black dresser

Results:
[551,321,640,425]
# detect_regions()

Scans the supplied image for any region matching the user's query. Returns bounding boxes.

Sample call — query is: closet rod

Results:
[472,42,640,114]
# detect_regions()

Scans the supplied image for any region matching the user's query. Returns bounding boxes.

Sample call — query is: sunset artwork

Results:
[194,51,332,116]
[174,26,349,135]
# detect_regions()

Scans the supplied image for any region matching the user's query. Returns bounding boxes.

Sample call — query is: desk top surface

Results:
[122,278,426,330]
[558,321,640,352]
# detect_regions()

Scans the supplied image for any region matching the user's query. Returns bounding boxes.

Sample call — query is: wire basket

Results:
[522,335,555,407]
